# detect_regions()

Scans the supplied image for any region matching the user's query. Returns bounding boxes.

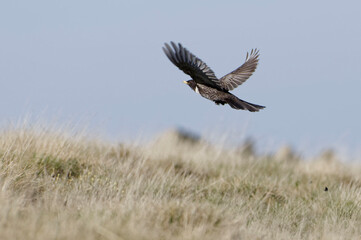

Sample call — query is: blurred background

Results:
[1,0,360,158]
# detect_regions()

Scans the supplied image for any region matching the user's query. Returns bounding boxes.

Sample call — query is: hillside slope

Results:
[0,127,360,239]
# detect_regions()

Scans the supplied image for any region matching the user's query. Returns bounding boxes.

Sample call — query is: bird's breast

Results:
[195,86,200,94]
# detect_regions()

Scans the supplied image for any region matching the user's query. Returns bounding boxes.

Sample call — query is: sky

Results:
[1,1,360,158]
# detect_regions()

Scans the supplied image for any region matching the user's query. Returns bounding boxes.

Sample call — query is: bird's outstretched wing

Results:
[219,49,259,91]
[163,42,220,88]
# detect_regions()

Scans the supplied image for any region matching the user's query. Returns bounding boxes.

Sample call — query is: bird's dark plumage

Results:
[163,42,265,112]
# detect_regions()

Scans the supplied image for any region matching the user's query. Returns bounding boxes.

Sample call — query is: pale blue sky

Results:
[1,1,360,157]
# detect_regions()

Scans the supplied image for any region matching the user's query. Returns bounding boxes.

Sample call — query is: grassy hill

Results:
[0,126,360,239]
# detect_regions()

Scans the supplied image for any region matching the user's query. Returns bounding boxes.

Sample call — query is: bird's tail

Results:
[226,95,265,112]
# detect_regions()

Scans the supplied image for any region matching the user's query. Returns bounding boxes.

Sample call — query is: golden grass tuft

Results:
[0,125,360,239]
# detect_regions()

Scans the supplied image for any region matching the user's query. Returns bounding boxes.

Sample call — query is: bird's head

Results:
[183,80,197,91]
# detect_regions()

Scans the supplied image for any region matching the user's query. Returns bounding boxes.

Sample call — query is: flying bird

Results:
[162,42,265,112]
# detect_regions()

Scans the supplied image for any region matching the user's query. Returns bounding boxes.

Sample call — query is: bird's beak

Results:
[183,81,189,85]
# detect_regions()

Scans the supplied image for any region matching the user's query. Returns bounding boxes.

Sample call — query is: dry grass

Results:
[0,125,360,240]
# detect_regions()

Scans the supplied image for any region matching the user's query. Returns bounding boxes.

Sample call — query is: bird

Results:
[162,42,265,112]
